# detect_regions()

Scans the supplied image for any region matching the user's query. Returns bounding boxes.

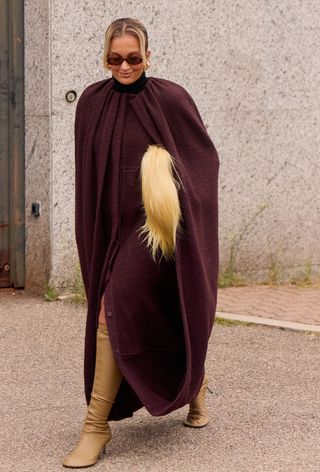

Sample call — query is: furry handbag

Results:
[139,144,182,261]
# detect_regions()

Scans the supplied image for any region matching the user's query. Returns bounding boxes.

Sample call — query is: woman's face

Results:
[108,34,149,85]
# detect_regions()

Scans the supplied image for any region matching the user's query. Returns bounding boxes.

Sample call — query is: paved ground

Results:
[0,288,319,471]
[217,284,320,326]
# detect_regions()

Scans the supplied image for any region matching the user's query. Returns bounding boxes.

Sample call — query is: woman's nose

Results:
[120,60,130,71]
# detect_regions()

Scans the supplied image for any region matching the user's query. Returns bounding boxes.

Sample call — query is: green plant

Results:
[219,203,268,288]
[267,255,282,285]
[69,261,87,304]
[218,264,242,288]
[290,257,313,287]
[44,283,59,301]
[215,317,254,327]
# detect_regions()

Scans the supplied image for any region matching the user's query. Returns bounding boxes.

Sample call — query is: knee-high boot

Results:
[62,323,122,468]
[183,375,209,428]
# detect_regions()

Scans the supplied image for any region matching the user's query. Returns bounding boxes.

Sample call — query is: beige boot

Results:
[183,376,209,428]
[62,324,122,468]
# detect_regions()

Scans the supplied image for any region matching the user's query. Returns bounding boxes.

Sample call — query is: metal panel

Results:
[0,0,10,286]
[0,0,25,287]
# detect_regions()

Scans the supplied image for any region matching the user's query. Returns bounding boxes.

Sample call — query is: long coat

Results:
[74,76,219,420]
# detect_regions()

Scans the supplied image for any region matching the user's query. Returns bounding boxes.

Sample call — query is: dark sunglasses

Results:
[107,55,143,66]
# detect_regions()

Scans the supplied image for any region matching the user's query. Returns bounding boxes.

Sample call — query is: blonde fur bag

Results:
[139,144,182,261]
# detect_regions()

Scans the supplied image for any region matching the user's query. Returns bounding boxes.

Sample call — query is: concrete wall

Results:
[25,0,51,292]
[24,0,320,294]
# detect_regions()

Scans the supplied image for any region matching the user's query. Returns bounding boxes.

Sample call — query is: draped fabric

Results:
[74,77,219,420]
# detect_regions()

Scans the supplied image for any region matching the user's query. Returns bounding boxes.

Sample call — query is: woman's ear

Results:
[145,50,151,70]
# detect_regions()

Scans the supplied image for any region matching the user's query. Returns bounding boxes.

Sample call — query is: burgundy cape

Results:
[75,76,219,421]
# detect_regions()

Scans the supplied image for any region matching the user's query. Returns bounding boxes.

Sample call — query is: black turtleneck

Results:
[112,71,148,94]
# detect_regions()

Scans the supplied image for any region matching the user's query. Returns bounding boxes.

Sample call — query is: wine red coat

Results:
[74,76,219,420]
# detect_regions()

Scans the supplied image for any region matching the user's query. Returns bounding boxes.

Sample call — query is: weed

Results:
[267,256,282,285]
[72,262,87,304]
[218,266,242,288]
[215,317,254,327]
[290,257,313,287]
[43,262,87,304]
[219,203,268,288]
[44,283,59,301]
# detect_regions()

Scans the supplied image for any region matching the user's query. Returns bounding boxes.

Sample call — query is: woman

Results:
[62,17,219,468]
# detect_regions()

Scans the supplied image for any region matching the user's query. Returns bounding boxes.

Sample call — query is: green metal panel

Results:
[0,0,25,287]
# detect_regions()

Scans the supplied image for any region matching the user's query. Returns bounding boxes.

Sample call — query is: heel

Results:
[183,376,210,428]
[62,434,110,468]
[98,444,106,459]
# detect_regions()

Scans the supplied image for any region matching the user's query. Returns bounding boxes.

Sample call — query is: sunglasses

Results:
[107,55,143,66]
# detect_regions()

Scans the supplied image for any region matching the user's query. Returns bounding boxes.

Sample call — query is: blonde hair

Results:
[103,18,148,70]
[139,145,182,262]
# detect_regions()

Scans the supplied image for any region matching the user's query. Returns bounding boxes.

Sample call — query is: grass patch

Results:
[218,268,243,288]
[43,262,87,304]
[266,256,282,285]
[215,316,254,327]
[68,262,87,304]
[44,284,59,301]
[219,203,267,288]
[289,258,313,287]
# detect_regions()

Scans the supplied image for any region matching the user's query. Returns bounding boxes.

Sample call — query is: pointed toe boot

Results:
[62,324,122,468]
[62,427,109,469]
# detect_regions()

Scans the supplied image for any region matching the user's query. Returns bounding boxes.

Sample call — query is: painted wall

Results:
[24,0,320,293]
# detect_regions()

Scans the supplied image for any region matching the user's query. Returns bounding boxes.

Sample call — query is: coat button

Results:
[107,310,113,317]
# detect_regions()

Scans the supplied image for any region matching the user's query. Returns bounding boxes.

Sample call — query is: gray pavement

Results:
[0,290,319,472]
